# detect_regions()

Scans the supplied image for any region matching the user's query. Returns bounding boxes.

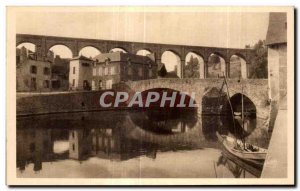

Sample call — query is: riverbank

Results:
[17,91,198,117]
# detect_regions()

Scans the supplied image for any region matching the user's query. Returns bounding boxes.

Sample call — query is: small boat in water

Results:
[216,75,267,167]
[216,132,267,161]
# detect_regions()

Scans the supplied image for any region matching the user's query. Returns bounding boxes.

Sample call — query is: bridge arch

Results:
[17,42,36,52]
[207,53,226,78]
[226,93,257,115]
[229,54,247,79]
[78,46,101,58]
[48,44,73,58]
[136,49,152,56]
[109,47,128,53]
[161,50,182,78]
[184,52,205,79]
[222,93,257,138]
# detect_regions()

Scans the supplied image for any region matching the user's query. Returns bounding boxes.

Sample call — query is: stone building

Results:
[69,52,157,91]
[265,12,287,109]
[51,55,70,91]
[91,52,157,90]
[68,55,94,91]
[16,46,52,92]
[261,12,288,179]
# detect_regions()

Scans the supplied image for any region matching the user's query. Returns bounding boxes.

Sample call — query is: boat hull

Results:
[216,132,267,162]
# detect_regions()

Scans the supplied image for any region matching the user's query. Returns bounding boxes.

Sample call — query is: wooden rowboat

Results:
[216,132,267,161]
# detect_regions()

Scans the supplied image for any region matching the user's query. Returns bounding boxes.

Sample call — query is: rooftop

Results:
[265,13,287,46]
[93,52,155,64]
[70,55,93,61]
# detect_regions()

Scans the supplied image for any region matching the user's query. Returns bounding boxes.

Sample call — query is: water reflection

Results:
[17,109,265,178]
[130,108,197,134]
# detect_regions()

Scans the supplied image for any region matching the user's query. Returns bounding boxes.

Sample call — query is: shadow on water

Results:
[16,106,262,178]
[129,108,198,135]
[16,109,200,173]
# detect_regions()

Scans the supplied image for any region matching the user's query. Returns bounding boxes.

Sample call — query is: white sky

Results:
[16,10,269,69]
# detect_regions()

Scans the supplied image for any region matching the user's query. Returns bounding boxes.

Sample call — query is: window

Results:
[104,67,108,75]
[111,66,115,75]
[93,68,97,76]
[30,65,37,74]
[43,67,50,75]
[106,79,113,89]
[138,68,143,77]
[73,67,76,74]
[98,67,103,76]
[115,65,119,74]
[98,80,103,90]
[108,67,111,75]
[43,80,50,88]
[149,69,153,78]
[72,79,75,87]
[92,80,96,90]
[72,144,75,151]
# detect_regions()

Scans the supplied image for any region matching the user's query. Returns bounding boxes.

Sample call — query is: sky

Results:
[16,10,270,71]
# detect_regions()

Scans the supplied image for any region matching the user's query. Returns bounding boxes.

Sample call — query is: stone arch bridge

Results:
[17,34,254,78]
[116,78,270,121]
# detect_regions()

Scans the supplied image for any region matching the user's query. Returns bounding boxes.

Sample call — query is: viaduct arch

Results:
[17,34,254,79]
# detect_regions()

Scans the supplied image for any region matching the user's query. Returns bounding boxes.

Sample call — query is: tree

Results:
[248,40,268,79]
[184,55,200,78]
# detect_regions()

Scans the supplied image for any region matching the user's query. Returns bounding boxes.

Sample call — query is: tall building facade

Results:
[68,52,157,91]
[16,46,52,92]
[265,12,287,109]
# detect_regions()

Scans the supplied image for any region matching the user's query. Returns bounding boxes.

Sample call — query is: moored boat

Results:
[216,132,267,162]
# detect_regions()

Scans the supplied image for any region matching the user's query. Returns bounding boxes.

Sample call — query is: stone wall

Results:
[17,91,112,116]
[17,79,270,124]
[123,78,269,118]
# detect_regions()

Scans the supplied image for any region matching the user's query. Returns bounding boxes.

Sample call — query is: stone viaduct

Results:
[16,34,255,78]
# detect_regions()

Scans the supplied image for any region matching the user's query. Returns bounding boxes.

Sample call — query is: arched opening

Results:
[230,55,247,79]
[184,52,204,78]
[207,53,226,78]
[161,51,182,78]
[136,49,152,56]
[79,46,101,59]
[109,47,127,53]
[48,45,73,59]
[16,42,37,63]
[201,87,227,115]
[221,93,257,139]
[17,42,36,52]
[129,88,198,134]
[201,87,227,140]
[48,45,72,91]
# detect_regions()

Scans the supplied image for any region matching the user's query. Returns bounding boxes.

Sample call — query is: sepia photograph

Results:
[6,6,294,185]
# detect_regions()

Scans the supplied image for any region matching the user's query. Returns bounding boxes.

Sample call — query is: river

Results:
[16,108,269,178]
